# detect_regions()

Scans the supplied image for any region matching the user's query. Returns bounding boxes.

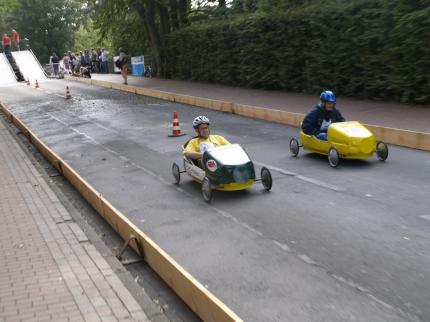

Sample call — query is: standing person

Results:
[118,48,129,85]
[84,49,91,69]
[101,48,108,73]
[97,47,102,72]
[12,29,20,51]
[84,50,91,70]
[63,53,70,74]
[51,52,60,76]
[302,90,345,141]
[72,54,80,75]
[100,48,105,73]
[91,48,98,73]
[70,53,75,71]
[2,34,11,56]
[80,51,85,67]
[145,65,152,78]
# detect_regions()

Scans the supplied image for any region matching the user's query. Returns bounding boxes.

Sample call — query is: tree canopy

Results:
[1,0,87,63]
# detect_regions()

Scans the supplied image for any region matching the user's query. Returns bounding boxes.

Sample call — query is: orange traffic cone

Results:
[26,78,30,86]
[65,86,71,99]
[35,80,39,88]
[168,111,185,137]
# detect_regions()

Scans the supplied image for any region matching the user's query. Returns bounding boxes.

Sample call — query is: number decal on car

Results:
[206,159,218,172]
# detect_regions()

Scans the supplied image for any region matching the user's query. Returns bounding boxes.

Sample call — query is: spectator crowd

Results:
[51,48,152,80]
[3,34,153,81]
[49,48,110,78]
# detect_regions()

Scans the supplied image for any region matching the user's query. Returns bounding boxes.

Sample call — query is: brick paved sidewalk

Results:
[0,119,149,321]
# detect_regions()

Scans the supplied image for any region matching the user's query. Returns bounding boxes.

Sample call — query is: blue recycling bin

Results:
[131,55,145,76]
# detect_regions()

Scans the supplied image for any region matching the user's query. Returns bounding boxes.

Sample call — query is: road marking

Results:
[297,254,317,265]
[253,162,296,177]
[420,215,430,221]
[273,240,290,252]
[254,161,344,192]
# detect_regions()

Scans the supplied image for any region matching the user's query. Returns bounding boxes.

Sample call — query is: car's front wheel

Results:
[328,147,340,168]
[376,141,389,161]
[289,138,300,157]
[172,162,180,184]
[201,177,213,203]
[261,167,272,191]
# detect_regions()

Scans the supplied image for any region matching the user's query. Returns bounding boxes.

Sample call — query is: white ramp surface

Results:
[12,50,46,81]
[0,53,17,85]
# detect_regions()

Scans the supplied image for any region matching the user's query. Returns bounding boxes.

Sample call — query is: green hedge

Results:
[165,1,430,104]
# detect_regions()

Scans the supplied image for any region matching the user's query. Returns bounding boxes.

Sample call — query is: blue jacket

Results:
[302,103,345,136]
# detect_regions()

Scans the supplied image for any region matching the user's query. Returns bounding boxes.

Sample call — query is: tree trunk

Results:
[178,0,189,26]
[169,0,179,30]
[131,0,164,77]
[159,3,170,34]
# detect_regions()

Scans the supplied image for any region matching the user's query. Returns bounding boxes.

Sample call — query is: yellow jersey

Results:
[182,135,230,155]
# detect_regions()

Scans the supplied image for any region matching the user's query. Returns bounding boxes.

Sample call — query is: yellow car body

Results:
[300,121,377,159]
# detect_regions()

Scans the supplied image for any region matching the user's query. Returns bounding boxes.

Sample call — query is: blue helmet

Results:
[320,90,336,103]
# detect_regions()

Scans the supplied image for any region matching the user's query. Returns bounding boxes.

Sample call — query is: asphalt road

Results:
[1,80,429,322]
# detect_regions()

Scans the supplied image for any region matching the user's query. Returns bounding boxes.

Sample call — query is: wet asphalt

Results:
[1,79,429,322]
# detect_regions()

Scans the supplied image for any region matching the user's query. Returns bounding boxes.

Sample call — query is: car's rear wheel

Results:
[289,138,300,157]
[261,167,272,191]
[201,177,213,203]
[328,147,340,168]
[172,162,180,184]
[376,141,388,161]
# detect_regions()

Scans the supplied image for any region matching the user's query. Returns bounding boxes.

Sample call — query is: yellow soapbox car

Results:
[289,121,388,167]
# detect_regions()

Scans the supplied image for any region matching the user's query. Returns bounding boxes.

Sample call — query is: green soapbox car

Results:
[172,143,272,202]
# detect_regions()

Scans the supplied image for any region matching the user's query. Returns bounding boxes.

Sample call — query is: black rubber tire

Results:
[201,177,213,203]
[289,138,300,157]
[328,147,340,168]
[172,162,180,184]
[376,141,389,161]
[261,167,273,191]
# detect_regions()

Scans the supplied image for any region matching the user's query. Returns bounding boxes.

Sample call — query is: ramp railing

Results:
[6,54,24,82]
[29,48,48,78]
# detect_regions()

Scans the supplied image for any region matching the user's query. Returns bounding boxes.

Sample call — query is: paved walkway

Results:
[90,74,430,133]
[0,118,150,321]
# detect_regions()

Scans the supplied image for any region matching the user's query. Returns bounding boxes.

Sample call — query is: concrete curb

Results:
[65,75,430,152]
[0,101,243,322]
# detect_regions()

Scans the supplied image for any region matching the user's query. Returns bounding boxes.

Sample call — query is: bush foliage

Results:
[165,0,430,103]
